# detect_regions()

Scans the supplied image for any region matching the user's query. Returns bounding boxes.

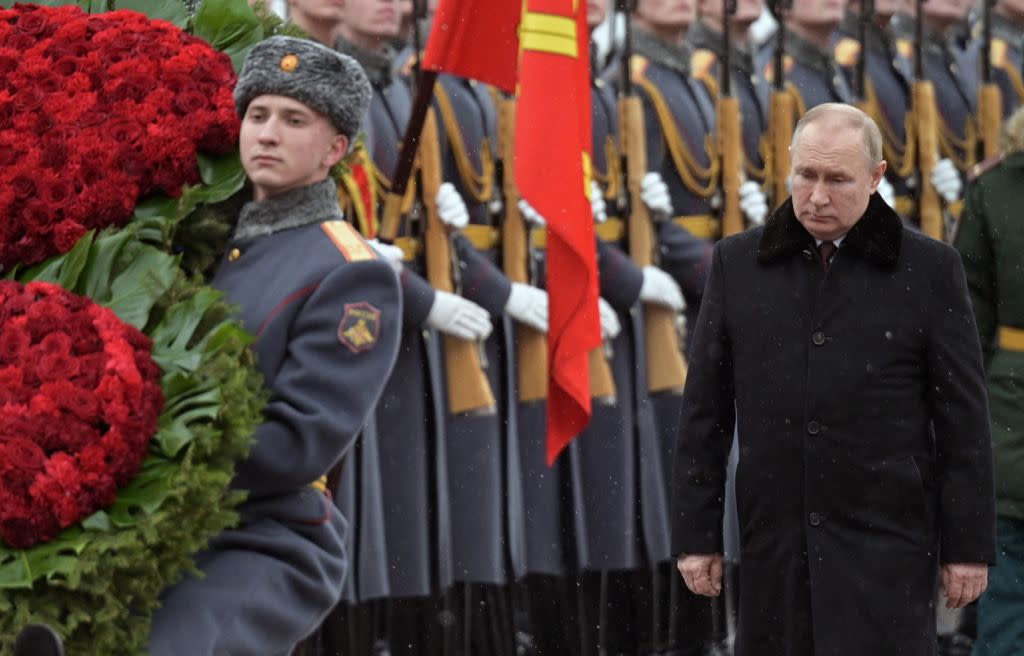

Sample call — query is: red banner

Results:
[421,0,521,93]
[515,0,600,464]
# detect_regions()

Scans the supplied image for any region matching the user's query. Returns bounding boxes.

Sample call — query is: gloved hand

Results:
[436,182,469,229]
[931,158,963,203]
[367,238,405,274]
[505,282,549,332]
[738,180,769,225]
[876,176,896,209]
[641,172,672,219]
[518,199,546,227]
[590,180,608,223]
[639,266,685,311]
[425,290,492,340]
[598,297,622,340]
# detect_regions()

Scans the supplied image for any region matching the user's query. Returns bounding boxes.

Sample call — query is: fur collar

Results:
[756,192,903,268]
[234,178,343,241]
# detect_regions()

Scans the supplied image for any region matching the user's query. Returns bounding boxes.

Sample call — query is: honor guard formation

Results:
[7,0,1024,653]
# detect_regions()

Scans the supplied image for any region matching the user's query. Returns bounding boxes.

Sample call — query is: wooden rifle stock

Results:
[719,95,744,236]
[620,95,688,393]
[496,97,549,403]
[978,83,1003,159]
[769,91,794,208]
[912,81,943,240]
[420,108,497,414]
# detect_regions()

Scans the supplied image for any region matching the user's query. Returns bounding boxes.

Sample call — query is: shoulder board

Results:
[399,51,418,78]
[321,220,378,262]
[690,49,717,78]
[630,54,649,81]
[968,153,1005,183]
[834,37,861,68]
[991,38,1008,68]
[762,55,795,83]
[895,38,913,61]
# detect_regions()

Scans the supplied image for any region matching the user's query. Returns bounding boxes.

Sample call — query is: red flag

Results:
[421,0,521,93]
[515,0,600,464]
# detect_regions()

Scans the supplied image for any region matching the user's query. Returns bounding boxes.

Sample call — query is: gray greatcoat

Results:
[673,193,997,655]
[149,179,402,655]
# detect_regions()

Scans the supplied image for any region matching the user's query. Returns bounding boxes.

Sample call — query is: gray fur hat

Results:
[234,36,372,139]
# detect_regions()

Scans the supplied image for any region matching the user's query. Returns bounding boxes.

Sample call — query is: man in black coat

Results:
[672,102,996,655]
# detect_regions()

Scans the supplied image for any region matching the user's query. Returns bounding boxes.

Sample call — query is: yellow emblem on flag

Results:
[520,11,578,58]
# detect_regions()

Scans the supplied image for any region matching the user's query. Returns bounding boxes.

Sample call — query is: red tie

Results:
[818,241,837,272]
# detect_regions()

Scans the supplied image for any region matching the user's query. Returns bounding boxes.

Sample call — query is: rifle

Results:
[718,0,744,236]
[767,0,794,208]
[978,0,1003,158]
[617,0,688,393]
[495,96,549,402]
[854,0,875,108]
[911,0,944,239]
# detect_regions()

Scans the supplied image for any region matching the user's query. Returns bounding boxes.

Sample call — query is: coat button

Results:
[228,248,241,262]
[809,512,822,526]
[807,421,821,435]
[812,331,826,346]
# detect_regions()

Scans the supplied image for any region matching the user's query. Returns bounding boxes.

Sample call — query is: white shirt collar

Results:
[815,235,846,247]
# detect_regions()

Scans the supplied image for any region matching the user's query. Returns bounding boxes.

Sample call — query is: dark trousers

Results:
[973,516,1024,656]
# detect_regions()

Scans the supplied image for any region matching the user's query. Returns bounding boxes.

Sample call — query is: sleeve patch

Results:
[338,302,381,353]
[321,220,378,262]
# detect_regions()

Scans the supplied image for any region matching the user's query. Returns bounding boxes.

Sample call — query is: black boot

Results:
[14,625,64,656]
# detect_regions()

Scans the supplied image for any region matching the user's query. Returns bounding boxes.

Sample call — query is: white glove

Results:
[517,199,546,227]
[598,297,622,340]
[367,238,404,274]
[639,266,685,311]
[425,290,492,340]
[436,182,469,229]
[590,180,608,223]
[930,158,963,203]
[640,172,672,218]
[505,282,549,332]
[876,176,896,209]
[738,180,769,225]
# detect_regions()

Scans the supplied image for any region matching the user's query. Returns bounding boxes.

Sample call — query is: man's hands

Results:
[505,282,549,332]
[425,290,492,341]
[598,297,622,340]
[436,182,469,229]
[941,563,988,609]
[930,158,963,204]
[677,553,724,597]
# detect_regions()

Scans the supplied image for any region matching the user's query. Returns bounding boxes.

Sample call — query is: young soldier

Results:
[148,36,402,656]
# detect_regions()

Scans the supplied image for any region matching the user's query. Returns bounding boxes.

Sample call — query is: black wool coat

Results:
[672,194,997,656]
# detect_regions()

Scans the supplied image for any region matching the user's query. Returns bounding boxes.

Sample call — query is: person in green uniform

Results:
[955,105,1024,656]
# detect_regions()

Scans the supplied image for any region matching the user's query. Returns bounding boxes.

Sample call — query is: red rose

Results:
[0,328,30,363]
[10,175,35,200]
[3,438,46,471]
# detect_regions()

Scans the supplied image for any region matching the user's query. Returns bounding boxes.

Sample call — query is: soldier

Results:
[286,0,343,45]
[956,106,1024,656]
[147,36,403,656]
[974,0,1024,116]
[688,0,775,208]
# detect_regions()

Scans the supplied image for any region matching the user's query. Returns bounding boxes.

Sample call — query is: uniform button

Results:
[807,420,821,435]
[228,248,241,262]
[809,512,822,526]
[812,331,826,346]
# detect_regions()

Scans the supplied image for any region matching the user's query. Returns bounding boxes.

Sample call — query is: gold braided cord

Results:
[937,113,978,172]
[788,82,807,120]
[1000,62,1024,105]
[434,82,496,203]
[374,156,418,214]
[744,136,769,182]
[637,77,719,197]
[863,82,917,179]
[591,135,622,201]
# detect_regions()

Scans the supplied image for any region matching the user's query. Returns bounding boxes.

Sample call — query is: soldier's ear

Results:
[323,133,349,169]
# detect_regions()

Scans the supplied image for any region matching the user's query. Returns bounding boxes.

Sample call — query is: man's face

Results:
[342,0,401,39]
[289,0,344,23]
[921,0,972,22]
[240,95,347,201]
[790,121,885,241]
[700,0,763,30]
[588,0,609,28]
[636,0,697,30]
[788,0,846,28]
[997,0,1024,22]
[872,0,903,19]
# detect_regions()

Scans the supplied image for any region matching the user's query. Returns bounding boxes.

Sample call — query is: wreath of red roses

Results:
[0,280,164,549]
[0,3,240,269]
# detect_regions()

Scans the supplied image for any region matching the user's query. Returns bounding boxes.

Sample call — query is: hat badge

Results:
[280,54,299,72]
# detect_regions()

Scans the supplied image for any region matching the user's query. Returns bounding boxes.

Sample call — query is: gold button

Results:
[228,248,241,262]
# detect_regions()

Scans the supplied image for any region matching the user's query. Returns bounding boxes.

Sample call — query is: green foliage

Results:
[191,0,263,71]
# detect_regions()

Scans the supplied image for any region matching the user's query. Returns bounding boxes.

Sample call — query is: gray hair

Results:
[791,103,884,168]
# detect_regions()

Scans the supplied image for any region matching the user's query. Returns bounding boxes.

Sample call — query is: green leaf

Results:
[191,0,264,71]
[0,529,90,590]
[82,512,113,532]
[55,231,95,290]
[196,152,247,204]
[79,230,135,302]
[113,0,188,27]
[106,460,177,528]
[106,247,178,329]
[152,287,222,352]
